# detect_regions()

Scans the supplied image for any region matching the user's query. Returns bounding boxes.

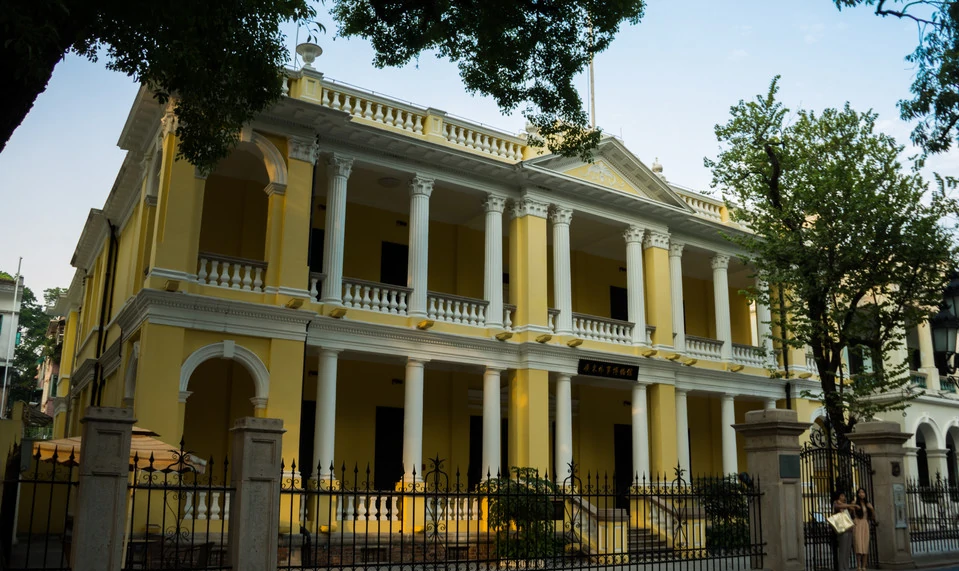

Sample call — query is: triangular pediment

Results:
[523,137,693,212]
[560,160,649,198]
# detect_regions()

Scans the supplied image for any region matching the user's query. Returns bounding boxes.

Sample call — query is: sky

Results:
[1,0,957,295]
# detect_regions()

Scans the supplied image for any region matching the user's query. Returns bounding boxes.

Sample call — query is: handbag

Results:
[827,511,854,534]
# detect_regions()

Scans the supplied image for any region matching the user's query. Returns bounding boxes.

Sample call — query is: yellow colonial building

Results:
[50,59,828,495]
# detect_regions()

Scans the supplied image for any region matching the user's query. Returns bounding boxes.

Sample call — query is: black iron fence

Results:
[278,458,764,570]
[906,474,959,556]
[0,444,78,571]
[122,443,234,570]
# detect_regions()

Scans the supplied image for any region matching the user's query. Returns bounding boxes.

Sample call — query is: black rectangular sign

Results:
[577,359,639,381]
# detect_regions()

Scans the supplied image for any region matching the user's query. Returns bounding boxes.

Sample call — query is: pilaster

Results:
[508,197,550,334]
[230,417,285,571]
[643,231,673,346]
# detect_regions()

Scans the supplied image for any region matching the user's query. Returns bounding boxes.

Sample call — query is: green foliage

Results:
[42,287,66,308]
[478,467,564,560]
[696,476,750,553]
[330,0,645,160]
[706,77,959,435]
[834,1,959,155]
[2,1,317,172]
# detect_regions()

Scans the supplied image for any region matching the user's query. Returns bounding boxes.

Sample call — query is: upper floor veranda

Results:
[60,65,830,385]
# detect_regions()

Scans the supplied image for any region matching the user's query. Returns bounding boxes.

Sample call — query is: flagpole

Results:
[1,257,23,419]
[588,20,596,129]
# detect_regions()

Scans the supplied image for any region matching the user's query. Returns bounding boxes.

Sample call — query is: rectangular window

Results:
[309,229,325,274]
[380,242,409,287]
[610,286,628,321]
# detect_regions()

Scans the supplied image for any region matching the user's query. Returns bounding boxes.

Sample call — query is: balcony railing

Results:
[572,312,633,345]
[197,253,266,292]
[342,278,412,315]
[942,377,957,393]
[805,352,817,373]
[308,272,326,302]
[910,371,928,389]
[685,335,724,361]
[504,304,516,331]
[732,343,765,368]
[427,292,488,327]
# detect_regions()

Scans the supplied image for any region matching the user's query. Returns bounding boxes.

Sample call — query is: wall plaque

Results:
[893,483,907,529]
[577,359,639,381]
[779,454,801,479]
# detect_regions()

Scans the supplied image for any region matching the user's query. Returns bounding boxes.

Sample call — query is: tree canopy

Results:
[2,1,643,171]
[706,77,958,436]
[835,1,959,155]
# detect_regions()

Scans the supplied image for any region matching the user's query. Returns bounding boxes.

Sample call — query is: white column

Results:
[918,320,942,390]
[320,155,353,304]
[764,398,777,410]
[407,176,434,318]
[631,383,650,481]
[484,195,507,328]
[482,367,503,478]
[669,242,685,352]
[675,388,690,476]
[928,449,950,480]
[756,280,775,367]
[711,254,733,361]
[313,349,340,480]
[721,393,738,475]
[624,226,647,345]
[402,358,426,481]
[554,373,573,482]
[550,206,573,335]
[904,446,919,482]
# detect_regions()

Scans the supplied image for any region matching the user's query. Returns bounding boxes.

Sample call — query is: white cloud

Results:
[801,23,825,44]
[728,49,749,62]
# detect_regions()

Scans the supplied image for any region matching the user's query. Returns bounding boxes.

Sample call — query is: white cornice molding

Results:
[99,338,123,379]
[115,289,315,344]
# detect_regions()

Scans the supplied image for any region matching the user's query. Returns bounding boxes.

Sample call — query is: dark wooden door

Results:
[613,424,633,510]
[374,406,405,490]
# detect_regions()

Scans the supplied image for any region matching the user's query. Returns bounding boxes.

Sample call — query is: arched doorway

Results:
[915,420,942,487]
[182,358,255,464]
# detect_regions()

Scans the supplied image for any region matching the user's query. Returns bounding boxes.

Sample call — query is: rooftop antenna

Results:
[587,17,596,129]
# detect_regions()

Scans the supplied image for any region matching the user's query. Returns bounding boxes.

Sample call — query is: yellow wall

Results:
[647,384,677,477]
[574,385,632,476]
[683,277,716,338]
[687,394,723,475]
[571,252,627,318]
[199,176,269,261]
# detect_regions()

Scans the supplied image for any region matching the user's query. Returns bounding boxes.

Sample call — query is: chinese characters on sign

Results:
[577,359,639,381]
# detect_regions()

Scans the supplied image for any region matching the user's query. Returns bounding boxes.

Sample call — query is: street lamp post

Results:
[930,276,959,383]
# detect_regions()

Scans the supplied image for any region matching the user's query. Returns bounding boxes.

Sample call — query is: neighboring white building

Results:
[0,275,24,373]
[0,275,24,412]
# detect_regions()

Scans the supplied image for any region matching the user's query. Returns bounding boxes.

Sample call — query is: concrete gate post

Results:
[71,407,136,571]
[230,417,285,571]
[846,421,916,570]
[733,408,809,571]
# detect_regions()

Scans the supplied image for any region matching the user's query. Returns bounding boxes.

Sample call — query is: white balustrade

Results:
[572,313,634,345]
[427,496,483,522]
[185,490,230,522]
[309,272,326,303]
[676,191,724,221]
[732,343,766,368]
[442,120,524,161]
[339,493,401,522]
[342,278,412,315]
[196,491,208,520]
[685,335,725,361]
[197,253,265,293]
[503,304,516,331]
[806,352,817,373]
[645,325,656,346]
[321,86,425,135]
[427,292,488,326]
[548,308,560,333]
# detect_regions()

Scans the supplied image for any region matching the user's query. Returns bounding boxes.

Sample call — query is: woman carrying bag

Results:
[830,491,857,571]
[852,487,877,571]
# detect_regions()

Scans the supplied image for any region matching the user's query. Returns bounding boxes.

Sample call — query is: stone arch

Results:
[810,406,827,424]
[913,415,944,450]
[179,341,269,408]
[240,131,288,192]
[123,341,140,407]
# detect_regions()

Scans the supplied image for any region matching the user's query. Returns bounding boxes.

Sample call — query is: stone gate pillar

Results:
[71,407,135,571]
[230,417,285,571]
[847,421,916,570]
[733,408,809,571]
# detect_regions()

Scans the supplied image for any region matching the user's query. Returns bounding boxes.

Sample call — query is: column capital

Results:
[288,135,320,164]
[642,230,670,250]
[669,241,685,258]
[161,105,178,138]
[407,357,429,366]
[318,347,343,357]
[623,225,645,244]
[721,392,737,400]
[410,174,434,197]
[484,365,506,374]
[711,254,730,270]
[249,396,268,410]
[264,181,287,196]
[483,194,507,213]
[511,197,549,219]
[674,386,688,396]
[328,154,354,178]
[549,206,573,225]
